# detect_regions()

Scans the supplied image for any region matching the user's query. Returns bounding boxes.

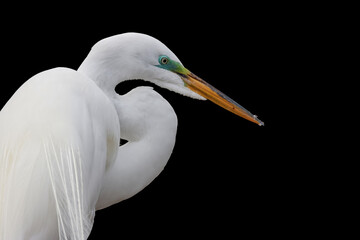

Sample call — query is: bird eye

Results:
[159,56,169,65]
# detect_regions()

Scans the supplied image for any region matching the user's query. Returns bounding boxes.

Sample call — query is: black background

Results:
[0,3,319,239]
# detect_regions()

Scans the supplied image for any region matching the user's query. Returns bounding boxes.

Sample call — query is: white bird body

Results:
[0,33,263,239]
[0,68,120,239]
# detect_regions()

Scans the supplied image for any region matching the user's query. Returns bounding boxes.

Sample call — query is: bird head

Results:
[79,32,264,126]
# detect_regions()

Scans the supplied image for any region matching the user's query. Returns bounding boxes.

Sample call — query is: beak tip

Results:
[254,115,264,126]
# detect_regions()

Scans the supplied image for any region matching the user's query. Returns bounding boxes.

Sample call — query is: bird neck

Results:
[97,136,174,210]
[95,87,178,210]
[78,58,120,96]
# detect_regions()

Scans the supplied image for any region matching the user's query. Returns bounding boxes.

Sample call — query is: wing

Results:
[0,68,119,239]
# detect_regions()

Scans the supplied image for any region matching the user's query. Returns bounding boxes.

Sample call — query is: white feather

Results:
[43,137,92,240]
[0,67,119,239]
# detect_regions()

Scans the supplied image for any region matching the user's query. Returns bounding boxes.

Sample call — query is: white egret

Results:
[0,32,263,240]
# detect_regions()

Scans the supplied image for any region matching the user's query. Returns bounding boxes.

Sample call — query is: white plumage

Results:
[0,68,119,239]
[0,33,263,239]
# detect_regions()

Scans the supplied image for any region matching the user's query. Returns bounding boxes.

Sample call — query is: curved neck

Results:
[77,37,148,96]
[96,139,172,210]
[78,44,179,210]
[95,88,178,210]
[78,57,119,95]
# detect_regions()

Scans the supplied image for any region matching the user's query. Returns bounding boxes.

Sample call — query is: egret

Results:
[0,32,263,240]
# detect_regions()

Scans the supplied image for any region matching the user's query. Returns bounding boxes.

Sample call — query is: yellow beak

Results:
[181,71,264,126]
